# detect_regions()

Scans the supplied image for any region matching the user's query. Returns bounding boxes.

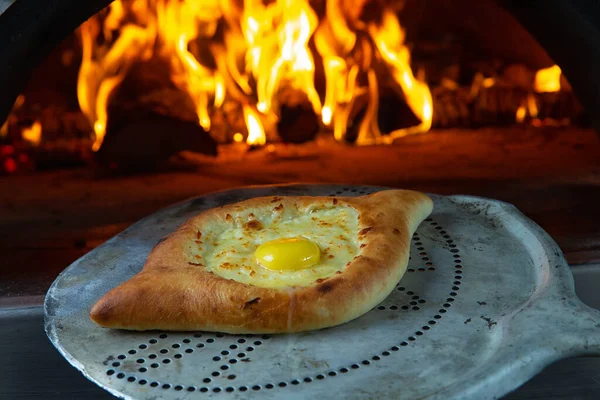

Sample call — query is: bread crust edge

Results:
[89,190,434,333]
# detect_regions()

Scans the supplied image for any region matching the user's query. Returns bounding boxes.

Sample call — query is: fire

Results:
[156,0,225,131]
[233,132,244,143]
[21,121,42,146]
[77,0,433,150]
[369,9,433,143]
[243,106,266,146]
[515,104,527,124]
[534,65,562,93]
[516,64,562,123]
[241,0,321,117]
[314,0,357,136]
[78,0,156,151]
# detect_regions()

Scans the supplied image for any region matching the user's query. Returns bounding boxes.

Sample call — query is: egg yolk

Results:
[255,237,321,271]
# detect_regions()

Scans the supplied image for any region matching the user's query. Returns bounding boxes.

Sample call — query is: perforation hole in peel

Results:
[101,209,464,394]
[329,187,375,197]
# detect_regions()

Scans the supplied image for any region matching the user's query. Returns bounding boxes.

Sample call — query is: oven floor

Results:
[2,265,600,400]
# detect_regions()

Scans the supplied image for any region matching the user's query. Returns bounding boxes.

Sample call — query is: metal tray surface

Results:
[44,184,600,400]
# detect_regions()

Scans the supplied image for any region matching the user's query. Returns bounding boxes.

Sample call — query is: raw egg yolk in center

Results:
[255,237,320,271]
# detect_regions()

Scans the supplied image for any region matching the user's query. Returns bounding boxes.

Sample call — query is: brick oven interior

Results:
[1,1,600,397]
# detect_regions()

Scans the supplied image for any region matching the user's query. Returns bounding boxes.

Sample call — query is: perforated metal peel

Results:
[45,184,600,400]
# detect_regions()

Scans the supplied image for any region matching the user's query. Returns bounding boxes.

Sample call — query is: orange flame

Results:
[516,102,527,124]
[78,0,156,151]
[368,9,432,143]
[241,0,321,118]
[243,105,266,146]
[22,121,42,146]
[156,0,224,131]
[534,65,561,93]
[233,132,244,143]
[77,0,433,149]
[516,64,561,123]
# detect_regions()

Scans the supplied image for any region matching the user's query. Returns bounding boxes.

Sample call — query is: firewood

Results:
[95,109,217,174]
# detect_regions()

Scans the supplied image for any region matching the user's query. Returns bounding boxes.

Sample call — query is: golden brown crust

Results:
[90,190,433,333]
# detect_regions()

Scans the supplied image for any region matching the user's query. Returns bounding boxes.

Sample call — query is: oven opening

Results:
[0,0,599,298]
[0,0,589,175]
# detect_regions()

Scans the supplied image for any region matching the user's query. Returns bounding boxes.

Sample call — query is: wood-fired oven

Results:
[1,1,600,398]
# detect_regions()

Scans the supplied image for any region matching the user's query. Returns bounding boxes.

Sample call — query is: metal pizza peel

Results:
[44,184,600,399]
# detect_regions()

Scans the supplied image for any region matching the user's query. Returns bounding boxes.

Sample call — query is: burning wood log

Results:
[499,0,600,133]
[95,110,217,174]
[94,57,217,173]
[377,90,421,134]
[432,89,472,129]
[105,58,201,126]
[276,89,320,144]
[0,0,592,165]
[428,61,587,129]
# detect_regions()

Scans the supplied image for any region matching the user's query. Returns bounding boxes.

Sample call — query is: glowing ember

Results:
[3,158,17,174]
[233,132,244,143]
[534,65,562,93]
[76,0,434,150]
[482,77,496,89]
[21,121,42,146]
[0,145,14,156]
[515,104,527,124]
[516,64,561,123]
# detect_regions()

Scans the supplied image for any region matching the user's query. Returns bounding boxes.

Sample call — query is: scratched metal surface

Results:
[44,184,600,400]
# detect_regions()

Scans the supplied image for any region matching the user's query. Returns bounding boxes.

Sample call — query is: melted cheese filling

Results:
[194,205,359,288]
